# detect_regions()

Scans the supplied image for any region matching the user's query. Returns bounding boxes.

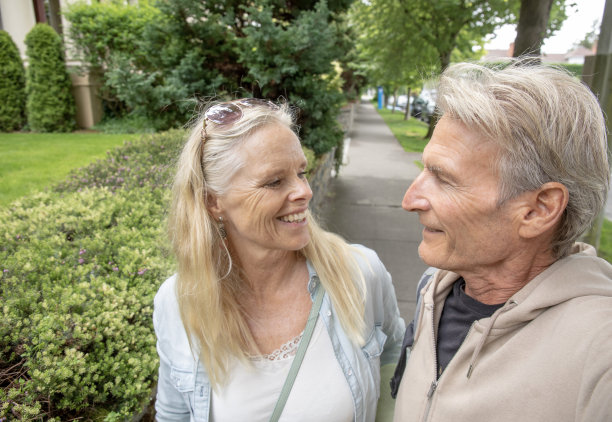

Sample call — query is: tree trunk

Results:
[424,113,439,139]
[404,87,411,120]
[513,0,554,58]
[425,49,452,138]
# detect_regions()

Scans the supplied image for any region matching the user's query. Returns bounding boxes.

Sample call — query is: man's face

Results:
[402,116,522,274]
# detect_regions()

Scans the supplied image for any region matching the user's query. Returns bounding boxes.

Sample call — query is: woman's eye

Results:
[298,171,307,179]
[265,179,281,188]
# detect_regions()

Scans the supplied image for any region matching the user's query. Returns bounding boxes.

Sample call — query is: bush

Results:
[555,62,583,78]
[65,0,354,153]
[25,24,75,132]
[237,1,345,155]
[0,31,26,132]
[0,130,187,420]
[1,188,169,421]
[64,1,162,117]
[1,128,319,419]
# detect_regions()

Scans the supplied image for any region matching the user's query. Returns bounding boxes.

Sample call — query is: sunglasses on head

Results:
[201,98,279,142]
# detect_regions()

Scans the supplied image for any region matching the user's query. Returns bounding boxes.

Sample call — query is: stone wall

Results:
[309,147,336,217]
[308,102,355,218]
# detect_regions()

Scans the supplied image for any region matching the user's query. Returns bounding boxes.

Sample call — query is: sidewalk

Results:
[318,101,429,321]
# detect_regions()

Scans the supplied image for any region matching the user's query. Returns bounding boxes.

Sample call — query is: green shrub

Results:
[25,24,75,132]
[0,127,321,420]
[54,129,185,193]
[1,188,171,421]
[64,1,161,117]
[65,0,354,153]
[0,31,26,132]
[0,130,187,420]
[554,62,583,78]
[237,1,345,155]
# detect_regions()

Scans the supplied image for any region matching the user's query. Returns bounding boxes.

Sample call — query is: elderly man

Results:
[391,61,612,421]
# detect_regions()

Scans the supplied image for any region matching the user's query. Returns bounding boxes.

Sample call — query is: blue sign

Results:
[377,86,384,109]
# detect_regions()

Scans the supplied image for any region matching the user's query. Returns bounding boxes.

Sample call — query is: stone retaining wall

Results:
[308,102,355,218]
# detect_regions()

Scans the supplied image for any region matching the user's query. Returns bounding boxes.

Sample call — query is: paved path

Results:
[318,101,429,321]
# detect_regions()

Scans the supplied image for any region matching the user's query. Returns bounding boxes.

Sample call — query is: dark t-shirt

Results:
[436,278,504,377]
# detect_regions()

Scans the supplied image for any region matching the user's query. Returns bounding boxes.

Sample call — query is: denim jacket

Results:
[153,245,405,421]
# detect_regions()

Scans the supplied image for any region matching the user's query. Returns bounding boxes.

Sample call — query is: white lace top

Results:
[211,317,354,422]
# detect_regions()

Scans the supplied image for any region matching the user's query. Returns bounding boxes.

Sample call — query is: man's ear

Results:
[518,182,568,239]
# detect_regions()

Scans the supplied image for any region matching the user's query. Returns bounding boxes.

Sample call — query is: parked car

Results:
[411,96,436,123]
[411,97,428,120]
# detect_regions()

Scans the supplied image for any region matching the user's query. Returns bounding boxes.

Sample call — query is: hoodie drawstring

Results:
[466,300,518,378]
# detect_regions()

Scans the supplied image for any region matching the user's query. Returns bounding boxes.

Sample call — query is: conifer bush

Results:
[0,30,26,132]
[25,24,75,132]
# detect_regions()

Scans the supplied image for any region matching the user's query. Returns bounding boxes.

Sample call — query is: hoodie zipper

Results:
[421,299,519,421]
[421,314,477,422]
[422,302,438,422]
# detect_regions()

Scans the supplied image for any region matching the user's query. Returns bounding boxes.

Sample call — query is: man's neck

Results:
[460,251,557,305]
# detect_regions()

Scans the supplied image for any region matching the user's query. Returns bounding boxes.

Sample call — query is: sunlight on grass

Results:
[0,132,141,205]
[375,107,429,152]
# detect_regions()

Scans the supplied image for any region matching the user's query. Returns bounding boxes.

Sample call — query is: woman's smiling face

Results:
[212,123,313,256]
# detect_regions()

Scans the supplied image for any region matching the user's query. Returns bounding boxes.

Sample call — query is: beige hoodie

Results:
[394,243,612,422]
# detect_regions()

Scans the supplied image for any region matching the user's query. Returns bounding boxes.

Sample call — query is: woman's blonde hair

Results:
[168,100,365,387]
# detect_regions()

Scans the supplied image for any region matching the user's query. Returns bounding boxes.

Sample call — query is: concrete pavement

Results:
[318,101,429,321]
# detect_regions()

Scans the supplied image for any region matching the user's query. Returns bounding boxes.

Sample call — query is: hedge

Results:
[0,130,186,420]
[25,24,75,133]
[1,129,317,420]
[0,31,26,132]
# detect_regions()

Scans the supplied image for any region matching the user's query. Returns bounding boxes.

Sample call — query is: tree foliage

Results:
[64,0,161,116]
[576,19,599,50]
[25,24,75,132]
[0,30,26,132]
[65,0,355,155]
[350,0,437,93]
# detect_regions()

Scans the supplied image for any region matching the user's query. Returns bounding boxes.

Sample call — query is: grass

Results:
[0,132,141,205]
[375,106,430,152]
[598,219,612,262]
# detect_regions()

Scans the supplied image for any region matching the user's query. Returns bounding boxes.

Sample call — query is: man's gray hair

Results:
[437,60,609,258]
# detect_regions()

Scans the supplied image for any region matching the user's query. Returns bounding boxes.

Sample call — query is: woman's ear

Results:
[518,182,569,239]
[205,192,223,216]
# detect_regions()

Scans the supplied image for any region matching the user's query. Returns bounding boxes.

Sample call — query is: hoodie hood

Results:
[495,242,612,329]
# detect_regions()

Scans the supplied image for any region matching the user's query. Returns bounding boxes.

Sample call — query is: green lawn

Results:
[599,219,612,263]
[375,107,429,152]
[0,132,140,205]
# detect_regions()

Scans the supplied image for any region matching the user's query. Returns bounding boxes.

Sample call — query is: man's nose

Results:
[402,173,429,212]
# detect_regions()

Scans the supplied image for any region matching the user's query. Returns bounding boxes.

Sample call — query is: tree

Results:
[0,30,26,132]
[25,24,75,132]
[513,0,571,57]
[350,0,437,118]
[576,19,599,50]
[65,0,356,155]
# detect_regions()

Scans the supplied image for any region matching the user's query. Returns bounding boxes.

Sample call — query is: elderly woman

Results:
[153,98,405,422]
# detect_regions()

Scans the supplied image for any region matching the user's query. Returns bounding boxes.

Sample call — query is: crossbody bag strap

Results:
[269,283,325,422]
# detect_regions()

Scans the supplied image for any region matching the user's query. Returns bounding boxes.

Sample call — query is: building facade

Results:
[0,0,109,129]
